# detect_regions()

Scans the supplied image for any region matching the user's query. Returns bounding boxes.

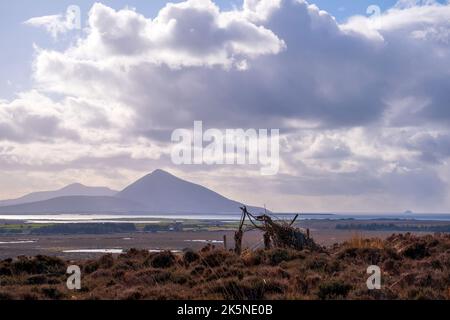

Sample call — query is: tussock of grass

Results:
[344,233,385,250]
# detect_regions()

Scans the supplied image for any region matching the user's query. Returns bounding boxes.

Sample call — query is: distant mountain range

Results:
[0,183,117,207]
[0,170,264,214]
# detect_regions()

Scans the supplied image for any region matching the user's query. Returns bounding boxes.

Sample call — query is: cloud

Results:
[24,5,81,39]
[342,0,450,43]
[33,0,450,130]
[25,14,68,38]
[0,91,80,143]
[67,1,285,68]
[405,132,450,163]
[2,0,450,212]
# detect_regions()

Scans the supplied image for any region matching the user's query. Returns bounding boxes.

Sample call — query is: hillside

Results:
[0,184,117,207]
[0,170,264,214]
[0,233,449,300]
[117,169,264,214]
[0,196,145,214]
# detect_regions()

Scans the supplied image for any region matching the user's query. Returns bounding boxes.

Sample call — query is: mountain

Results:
[117,169,264,214]
[0,196,144,214]
[0,170,265,214]
[0,183,118,207]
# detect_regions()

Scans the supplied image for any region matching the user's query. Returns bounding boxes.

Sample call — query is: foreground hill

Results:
[0,233,449,300]
[0,170,265,214]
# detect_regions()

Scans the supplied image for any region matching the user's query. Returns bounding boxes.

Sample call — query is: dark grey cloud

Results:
[0,114,79,143]
[406,132,450,163]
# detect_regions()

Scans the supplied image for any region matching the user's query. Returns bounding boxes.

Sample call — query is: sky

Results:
[0,0,402,99]
[1,0,450,213]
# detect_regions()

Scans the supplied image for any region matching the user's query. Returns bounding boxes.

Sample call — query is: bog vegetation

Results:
[0,233,449,300]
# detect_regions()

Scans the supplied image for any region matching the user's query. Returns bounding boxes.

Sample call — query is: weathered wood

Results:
[263,232,271,250]
[236,206,318,253]
[234,207,247,255]
[234,230,243,255]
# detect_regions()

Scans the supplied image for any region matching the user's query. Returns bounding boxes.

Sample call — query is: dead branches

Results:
[234,206,318,254]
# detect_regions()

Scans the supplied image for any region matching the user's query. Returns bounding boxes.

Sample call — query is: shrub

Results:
[209,276,286,300]
[306,257,329,271]
[0,291,13,300]
[98,254,115,269]
[382,259,399,273]
[21,293,39,300]
[403,243,429,259]
[267,249,292,266]
[170,272,189,285]
[12,255,66,275]
[26,275,49,285]
[120,248,149,260]
[430,259,442,270]
[41,287,65,300]
[338,247,385,265]
[83,260,99,274]
[317,281,352,300]
[190,265,205,276]
[121,289,143,300]
[263,279,286,294]
[212,278,265,300]
[151,270,172,283]
[148,251,176,269]
[242,250,263,266]
[0,265,12,276]
[201,249,234,268]
[183,249,200,265]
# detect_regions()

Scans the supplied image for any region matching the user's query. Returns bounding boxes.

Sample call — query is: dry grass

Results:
[0,233,449,300]
[344,233,385,249]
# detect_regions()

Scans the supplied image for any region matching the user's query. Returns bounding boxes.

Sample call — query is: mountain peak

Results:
[61,183,86,191]
[149,169,173,177]
[0,170,264,214]
[139,169,179,183]
[118,170,263,214]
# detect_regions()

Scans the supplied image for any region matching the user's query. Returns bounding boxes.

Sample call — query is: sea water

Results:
[1,213,450,223]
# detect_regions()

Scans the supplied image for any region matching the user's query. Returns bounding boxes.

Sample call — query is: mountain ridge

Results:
[117,169,264,214]
[0,170,265,214]
[0,183,118,207]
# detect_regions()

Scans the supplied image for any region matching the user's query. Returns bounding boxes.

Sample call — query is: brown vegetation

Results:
[0,233,449,300]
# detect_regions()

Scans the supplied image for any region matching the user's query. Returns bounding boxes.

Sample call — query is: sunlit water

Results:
[0,240,36,244]
[63,249,124,254]
[63,248,182,254]
[26,220,162,224]
[184,240,224,244]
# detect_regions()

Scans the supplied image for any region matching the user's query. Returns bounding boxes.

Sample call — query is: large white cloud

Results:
[61,1,285,67]
[1,0,450,212]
